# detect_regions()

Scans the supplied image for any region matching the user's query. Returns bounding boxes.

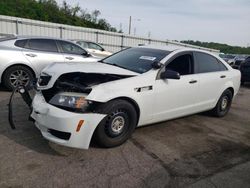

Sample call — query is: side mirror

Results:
[82,52,92,57]
[101,48,105,51]
[160,69,180,80]
[151,60,163,69]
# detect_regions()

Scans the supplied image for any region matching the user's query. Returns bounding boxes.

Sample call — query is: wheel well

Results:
[111,97,140,125]
[1,64,36,82]
[227,87,234,96]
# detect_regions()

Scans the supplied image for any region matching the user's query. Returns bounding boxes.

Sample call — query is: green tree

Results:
[0,0,118,32]
[181,40,250,54]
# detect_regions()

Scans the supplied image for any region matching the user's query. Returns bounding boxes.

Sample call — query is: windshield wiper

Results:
[109,63,132,71]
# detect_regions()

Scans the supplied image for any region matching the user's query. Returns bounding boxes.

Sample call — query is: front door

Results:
[153,53,200,122]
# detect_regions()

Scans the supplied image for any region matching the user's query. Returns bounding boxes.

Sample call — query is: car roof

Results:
[137,44,216,54]
[71,39,98,44]
[9,35,74,42]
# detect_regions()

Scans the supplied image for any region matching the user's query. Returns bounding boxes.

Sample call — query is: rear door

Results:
[57,40,90,62]
[193,51,229,110]
[23,38,64,74]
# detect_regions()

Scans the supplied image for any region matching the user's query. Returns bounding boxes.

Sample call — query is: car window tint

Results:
[14,39,28,48]
[195,52,226,73]
[76,41,88,48]
[166,54,193,75]
[59,41,86,55]
[88,42,103,51]
[28,39,58,52]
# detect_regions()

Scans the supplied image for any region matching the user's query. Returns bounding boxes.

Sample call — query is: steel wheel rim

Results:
[221,96,228,110]
[9,70,30,87]
[111,115,125,134]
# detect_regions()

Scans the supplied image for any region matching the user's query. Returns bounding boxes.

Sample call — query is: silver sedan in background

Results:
[0,36,97,90]
[71,40,112,58]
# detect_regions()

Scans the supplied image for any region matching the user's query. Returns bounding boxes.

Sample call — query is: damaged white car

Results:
[22,46,240,149]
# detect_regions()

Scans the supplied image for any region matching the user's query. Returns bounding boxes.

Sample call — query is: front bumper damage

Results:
[31,92,106,149]
[9,87,106,149]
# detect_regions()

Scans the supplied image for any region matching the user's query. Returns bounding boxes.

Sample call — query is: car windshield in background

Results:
[101,47,170,73]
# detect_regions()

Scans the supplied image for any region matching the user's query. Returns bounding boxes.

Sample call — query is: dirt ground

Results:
[0,85,250,188]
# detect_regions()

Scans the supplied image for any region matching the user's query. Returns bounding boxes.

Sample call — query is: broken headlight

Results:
[49,92,90,112]
[38,72,52,86]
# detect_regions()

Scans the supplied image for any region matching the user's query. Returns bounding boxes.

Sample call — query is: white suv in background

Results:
[72,40,112,58]
[0,36,97,89]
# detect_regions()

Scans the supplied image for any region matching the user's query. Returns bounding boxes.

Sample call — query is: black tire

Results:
[210,89,233,117]
[94,99,138,148]
[3,65,34,90]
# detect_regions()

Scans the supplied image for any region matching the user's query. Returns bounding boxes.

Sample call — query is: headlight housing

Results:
[49,92,90,112]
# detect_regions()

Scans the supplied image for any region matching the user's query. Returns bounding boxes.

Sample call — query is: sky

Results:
[56,0,250,47]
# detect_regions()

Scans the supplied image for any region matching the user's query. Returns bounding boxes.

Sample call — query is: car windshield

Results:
[101,47,170,73]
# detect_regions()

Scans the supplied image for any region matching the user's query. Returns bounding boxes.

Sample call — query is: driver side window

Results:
[166,54,193,75]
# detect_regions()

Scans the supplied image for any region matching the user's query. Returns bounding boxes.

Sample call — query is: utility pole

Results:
[128,16,131,35]
[148,31,151,38]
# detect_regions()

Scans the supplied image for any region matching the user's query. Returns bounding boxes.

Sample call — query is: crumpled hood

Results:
[43,61,139,76]
[39,61,139,89]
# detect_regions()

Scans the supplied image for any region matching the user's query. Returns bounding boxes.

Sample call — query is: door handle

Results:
[26,53,37,57]
[220,75,226,78]
[65,57,74,60]
[189,80,197,84]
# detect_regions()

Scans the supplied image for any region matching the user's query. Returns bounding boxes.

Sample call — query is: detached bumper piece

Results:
[8,85,33,129]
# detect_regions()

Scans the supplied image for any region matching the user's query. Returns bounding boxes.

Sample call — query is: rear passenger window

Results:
[28,39,58,52]
[195,52,227,73]
[14,39,28,48]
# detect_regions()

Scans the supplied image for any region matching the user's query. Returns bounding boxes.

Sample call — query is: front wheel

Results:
[94,99,138,148]
[210,89,233,117]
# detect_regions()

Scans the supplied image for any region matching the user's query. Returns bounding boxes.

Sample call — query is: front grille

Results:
[48,129,71,140]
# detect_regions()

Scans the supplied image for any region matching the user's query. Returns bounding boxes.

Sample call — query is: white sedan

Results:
[31,46,241,149]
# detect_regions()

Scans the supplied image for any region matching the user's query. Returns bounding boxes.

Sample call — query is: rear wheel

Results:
[210,89,233,117]
[94,99,137,148]
[3,65,34,90]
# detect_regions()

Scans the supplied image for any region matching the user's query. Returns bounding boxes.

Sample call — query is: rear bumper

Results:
[31,92,106,149]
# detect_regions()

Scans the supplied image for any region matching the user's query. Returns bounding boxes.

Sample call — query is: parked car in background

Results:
[231,55,248,69]
[0,36,97,89]
[239,56,250,84]
[219,53,235,65]
[72,40,112,58]
[30,46,241,149]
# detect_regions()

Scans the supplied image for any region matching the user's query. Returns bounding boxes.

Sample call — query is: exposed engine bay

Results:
[8,72,133,129]
[41,72,132,102]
